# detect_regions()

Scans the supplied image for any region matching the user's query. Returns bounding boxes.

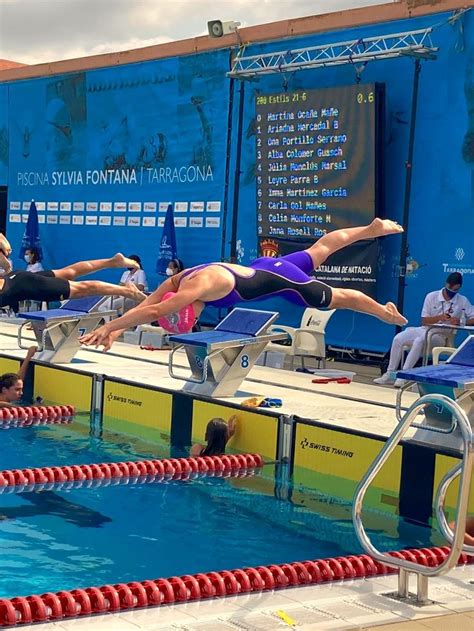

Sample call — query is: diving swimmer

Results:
[0,234,146,312]
[80,219,407,352]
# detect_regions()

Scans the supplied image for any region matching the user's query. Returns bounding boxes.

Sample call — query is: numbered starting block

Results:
[17,296,115,364]
[396,335,474,451]
[168,308,287,397]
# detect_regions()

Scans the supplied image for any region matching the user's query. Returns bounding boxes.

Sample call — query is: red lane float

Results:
[0,546,471,626]
[0,453,264,493]
[0,405,76,429]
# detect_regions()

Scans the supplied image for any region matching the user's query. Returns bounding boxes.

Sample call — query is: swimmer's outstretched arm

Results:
[80,286,203,350]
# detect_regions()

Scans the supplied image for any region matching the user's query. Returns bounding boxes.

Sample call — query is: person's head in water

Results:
[166,258,184,277]
[201,418,229,456]
[128,255,142,271]
[444,272,463,300]
[0,373,23,403]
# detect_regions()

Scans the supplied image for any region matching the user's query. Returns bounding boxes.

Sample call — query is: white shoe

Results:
[374,372,395,385]
[394,378,407,388]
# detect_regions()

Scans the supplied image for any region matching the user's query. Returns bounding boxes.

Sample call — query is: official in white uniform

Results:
[375,272,474,387]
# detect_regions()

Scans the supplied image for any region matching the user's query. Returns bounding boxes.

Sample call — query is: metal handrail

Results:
[353,393,473,602]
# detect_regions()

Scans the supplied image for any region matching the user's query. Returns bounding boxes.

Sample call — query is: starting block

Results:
[397,335,474,451]
[168,308,287,397]
[17,296,115,363]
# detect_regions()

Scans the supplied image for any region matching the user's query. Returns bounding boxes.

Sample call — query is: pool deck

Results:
[14,564,474,630]
[0,320,471,629]
[0,319,417,439]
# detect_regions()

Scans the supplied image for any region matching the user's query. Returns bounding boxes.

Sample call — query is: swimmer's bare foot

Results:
[111,253,139,270]
[125,282,146,302]
[382,302,407,326]
[367,218,404,238]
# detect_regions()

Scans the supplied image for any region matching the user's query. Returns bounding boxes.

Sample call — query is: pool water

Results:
[0,421,444,599]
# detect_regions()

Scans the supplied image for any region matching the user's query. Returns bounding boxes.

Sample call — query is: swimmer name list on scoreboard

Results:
[255,84,382,240]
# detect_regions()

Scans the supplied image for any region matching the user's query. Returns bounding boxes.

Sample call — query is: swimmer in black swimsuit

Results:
[0,234,146,312]
[81,219,407,352]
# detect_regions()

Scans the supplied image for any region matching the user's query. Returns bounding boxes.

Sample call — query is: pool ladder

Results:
[352,393,473,604]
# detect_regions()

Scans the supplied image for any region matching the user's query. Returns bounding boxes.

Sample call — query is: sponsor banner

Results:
[207,201,221,212]
[259,238,378,298]
[174,202,188,213]
[34,365,93,411]
[293,422,401,511]
[103,380,172,437]
[190,201,205,212]
[189,217,203,228]
[205,216,220,228]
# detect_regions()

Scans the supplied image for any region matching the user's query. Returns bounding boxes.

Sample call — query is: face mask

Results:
[445,287,458,299]
[166,268,174,276]
[24,255,31,263]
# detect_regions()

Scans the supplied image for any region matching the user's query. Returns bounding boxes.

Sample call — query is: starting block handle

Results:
[17,321,44,351]
[168,345,221,384]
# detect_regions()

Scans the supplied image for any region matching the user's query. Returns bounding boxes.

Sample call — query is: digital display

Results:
[256,83,384,240]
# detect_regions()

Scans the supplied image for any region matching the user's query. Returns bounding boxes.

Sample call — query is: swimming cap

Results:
[158,292,195,333]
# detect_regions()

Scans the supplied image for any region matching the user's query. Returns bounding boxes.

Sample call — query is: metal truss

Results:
[228,28,437,79]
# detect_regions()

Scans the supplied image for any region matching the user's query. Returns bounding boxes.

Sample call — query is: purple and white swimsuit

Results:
[180,251,333,309]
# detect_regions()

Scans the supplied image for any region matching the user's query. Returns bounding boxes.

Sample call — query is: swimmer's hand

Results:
[80,325,119,352]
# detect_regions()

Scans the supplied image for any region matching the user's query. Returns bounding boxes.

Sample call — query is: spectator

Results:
[166,258,184,277]
[375,272,474,388]
[24,248,44,273]
[0,346,37,407]
[120,255,147,291]
[23,247,44,310]
[190,415,237,456]
[115,254,148,316]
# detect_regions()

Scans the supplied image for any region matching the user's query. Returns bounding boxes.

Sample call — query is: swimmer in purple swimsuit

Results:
[81,219,407,351]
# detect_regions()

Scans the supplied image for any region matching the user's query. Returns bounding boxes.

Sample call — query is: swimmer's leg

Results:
[329,287,407,326]
[305,218,403,268]
[68,280,146,302]
[52,254,139,281]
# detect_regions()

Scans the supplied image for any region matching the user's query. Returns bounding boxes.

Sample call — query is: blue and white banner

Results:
[156,203,178,274]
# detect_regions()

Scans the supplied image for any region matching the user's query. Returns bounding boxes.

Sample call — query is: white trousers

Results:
[387,327,445,371]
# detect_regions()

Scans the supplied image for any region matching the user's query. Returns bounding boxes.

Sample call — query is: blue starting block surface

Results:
[397,365,474,388]
[397,335,474,388]
[168,331,258,348]
[18,296,107,321]
[18,309,89,321]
